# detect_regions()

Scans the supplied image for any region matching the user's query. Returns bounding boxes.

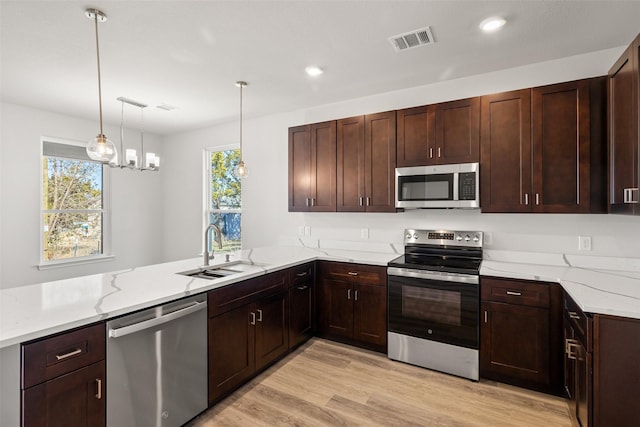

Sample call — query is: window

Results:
[41,139,110,264]
[206,147,242,253]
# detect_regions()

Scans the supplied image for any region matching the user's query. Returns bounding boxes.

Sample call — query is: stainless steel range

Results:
[387,229,483,380]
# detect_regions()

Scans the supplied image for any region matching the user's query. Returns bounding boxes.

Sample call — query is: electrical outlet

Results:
[484,232,493,245]
[578,236,592,251]
[360,228,369,239]
[298,226,305,236]
[304,226,311,236]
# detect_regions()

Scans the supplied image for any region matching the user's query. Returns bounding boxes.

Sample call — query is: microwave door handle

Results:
[453,172,459,201]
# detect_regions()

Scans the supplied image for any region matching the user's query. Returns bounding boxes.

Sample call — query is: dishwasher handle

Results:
[108,301,206,339]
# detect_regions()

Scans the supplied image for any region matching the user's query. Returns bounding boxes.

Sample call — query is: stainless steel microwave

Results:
[395,162,480,209]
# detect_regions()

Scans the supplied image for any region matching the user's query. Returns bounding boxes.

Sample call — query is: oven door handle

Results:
[387,267,479,285]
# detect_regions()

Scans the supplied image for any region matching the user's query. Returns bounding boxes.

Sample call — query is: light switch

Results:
[578,236,592,251]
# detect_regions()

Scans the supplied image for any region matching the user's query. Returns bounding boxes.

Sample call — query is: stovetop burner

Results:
[389,229,483,275]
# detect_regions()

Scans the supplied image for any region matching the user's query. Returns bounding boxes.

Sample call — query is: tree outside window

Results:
[207,148,241,253]
[41,141,107,262]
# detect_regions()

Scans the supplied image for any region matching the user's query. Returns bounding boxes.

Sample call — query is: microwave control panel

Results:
[458,172,477,200]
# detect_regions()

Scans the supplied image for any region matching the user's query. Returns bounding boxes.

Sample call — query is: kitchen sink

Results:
[177,260,266,280]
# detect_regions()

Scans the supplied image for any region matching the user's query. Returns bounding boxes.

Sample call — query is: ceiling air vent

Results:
[389,26,435,52]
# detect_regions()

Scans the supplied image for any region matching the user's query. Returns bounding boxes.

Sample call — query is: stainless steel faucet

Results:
[203,223,223,266]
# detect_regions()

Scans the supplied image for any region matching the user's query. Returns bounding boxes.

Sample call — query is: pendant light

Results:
[115,97,160,171]
[85,8,117,163]
[234,81,249,178]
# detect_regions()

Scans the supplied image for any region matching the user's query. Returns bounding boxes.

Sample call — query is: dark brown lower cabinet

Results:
[288,263,315,349]
[480,277,563,394]
[208,270,290,404]
[22,361,105,427]
[316,262,387,353]
[21,323,106,427]
[593,315,640,426]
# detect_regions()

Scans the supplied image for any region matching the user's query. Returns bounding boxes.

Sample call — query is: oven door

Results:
[387,267,478,349]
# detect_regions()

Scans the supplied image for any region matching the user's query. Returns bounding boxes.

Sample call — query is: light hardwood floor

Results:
[189,338,572,426]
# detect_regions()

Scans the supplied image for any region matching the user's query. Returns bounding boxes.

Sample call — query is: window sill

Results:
[37,255,115,271]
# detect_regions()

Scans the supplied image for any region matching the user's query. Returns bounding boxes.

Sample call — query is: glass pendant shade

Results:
[234,160,249,178]
[87,133,117,162]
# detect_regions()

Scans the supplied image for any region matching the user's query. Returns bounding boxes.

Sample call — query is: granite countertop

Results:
[481,250,640,320]
[0,246,399,349]
[3,245,640,349]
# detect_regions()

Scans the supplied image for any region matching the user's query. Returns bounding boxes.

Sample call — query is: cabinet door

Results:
[289,280,314,349]
[481,302,550,385]
[396,105,435,166]
[317,278,353,339]
[532,80,591,213]
[364,111,396,212]
[353,283,387,350]
[255,292,289,371]
[288,125,312,211]
[608,40,639,214]
[22,361,105,427]
[209,304,255,403]
[435,97,480,164]
[309,121,337,212]
[480,90,532,212]
[337,116,365,211]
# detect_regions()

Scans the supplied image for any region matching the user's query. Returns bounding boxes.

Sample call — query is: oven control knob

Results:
[473,235,480,242]
[456,235,463,241]
[406,233,412,239]
[464,234,471,242]
[413,233,419,240]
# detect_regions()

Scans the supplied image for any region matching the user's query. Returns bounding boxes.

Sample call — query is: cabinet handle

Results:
[296,272,308,277]
[354,290,359,301]
[256,309,263,322]
[484,311,488,323]
[95,378,102,400]
[348,271,359,276]
[366,197,371,206]
[524,194,529,205]
[347,289,351,300]
[565,338,579,360]
[296,285,308,291]
[55,348,82,361]
[506,291,522,296]
[568,311,581,320]
[429,148,433,159]
[311,198,315,207]
[535,193,540,205]
[359,197,364,206]
[437,147,441,158]
[250,312,256,325]
[624,188,639,203]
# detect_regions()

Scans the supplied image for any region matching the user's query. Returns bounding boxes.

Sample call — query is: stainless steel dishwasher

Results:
[106,294,207,427]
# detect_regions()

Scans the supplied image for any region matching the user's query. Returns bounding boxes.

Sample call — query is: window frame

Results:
[204,144,242,255]
[38,136,113,269]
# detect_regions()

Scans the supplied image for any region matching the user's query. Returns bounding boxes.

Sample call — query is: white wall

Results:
[162,46,640,262]
[0,103,164,288]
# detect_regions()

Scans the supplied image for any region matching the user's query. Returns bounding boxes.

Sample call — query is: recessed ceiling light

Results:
[479,16,506,32]
[305,65,324,77]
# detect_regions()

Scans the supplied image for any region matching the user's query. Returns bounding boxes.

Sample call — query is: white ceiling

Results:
[2,1,640,136]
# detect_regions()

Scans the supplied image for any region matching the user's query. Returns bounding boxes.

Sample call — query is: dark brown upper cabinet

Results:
[336,111,396,212]
[608,33,640,215]
[481,78,606,213]
[288,121,336,212]
[397,97,479,167]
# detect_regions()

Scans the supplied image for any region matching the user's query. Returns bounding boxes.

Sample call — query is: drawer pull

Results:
[55,348,82,361]
[568,311,581,320]
[296,272,308,277]
[250,312,256,325]
[354,290,359,301]
[95,378,102,399]
[506,291,522,296]
[624,188,639,204]
[347,289,351,300]
[256,309,263,322]
[565,339,580,360]
[296,285,308,291]
[347,272,359,276]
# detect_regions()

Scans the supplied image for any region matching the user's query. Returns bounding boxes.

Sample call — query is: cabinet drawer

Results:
[22,323,105,389]
[208,270,287,317]
[318,261,386,286]
[481,277,550,308]
[564,292,592,351]
[289,262,314,286]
